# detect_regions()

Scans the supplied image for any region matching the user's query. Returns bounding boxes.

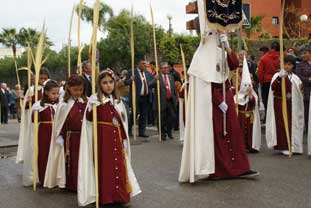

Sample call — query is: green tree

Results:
[0,28,20,58]
[18,27,53,49]
[244,16,265,39]
[77,2,114,32]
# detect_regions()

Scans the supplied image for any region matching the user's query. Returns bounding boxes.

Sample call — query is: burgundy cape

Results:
[271,77,292,150]
[86,102,130,205]
[60,101,86,191]
[238,96,256,152]
[210,53,251,179]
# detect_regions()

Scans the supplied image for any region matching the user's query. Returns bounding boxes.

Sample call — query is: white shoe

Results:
[282,150,290,156]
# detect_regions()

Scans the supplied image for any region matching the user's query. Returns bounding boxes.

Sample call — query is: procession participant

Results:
[16,68,50,186]
[158,62,178,141]
[78,69,141,207]
[31,80,59,185]
[44,75,87,191]
[236,56,261,153]
[179,0,258,183]
[266,55,304,156]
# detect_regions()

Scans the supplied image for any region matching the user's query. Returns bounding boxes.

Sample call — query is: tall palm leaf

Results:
[77,2,113,31]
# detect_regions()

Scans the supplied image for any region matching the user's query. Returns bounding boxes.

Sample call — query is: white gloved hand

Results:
[31,102,43,112]
[88,95,98,111]
[279,69,287,78]
[218,101,228,113]
[123,139,128,150]
[220,32,230,49]
[56,136,64,147]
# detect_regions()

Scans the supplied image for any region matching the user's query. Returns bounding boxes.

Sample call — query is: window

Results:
[272,17,279,25]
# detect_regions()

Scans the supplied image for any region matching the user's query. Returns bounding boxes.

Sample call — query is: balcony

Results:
[186,1,198,14]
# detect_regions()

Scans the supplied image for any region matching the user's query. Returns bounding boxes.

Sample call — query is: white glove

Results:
[31,102,43,112]
[123,140,128,150]
[218,101,228,113]
[56,136,64,147]
[279,69,287,78]
[88,95,98,111]
[220,32,230,49]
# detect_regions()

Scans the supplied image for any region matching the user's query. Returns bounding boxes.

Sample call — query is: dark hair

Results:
[259,46,269,53]
[63,74,87,103]
[271,42,280,52]
[250,55,255,61]
[150,61,156,65]
[96,69,119,103]
[40,67,50,78]
[40,80,59,106]
[284,55,296,67]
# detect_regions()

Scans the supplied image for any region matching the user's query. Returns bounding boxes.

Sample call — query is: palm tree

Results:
[18,27,53,48]
[77,2,114,32]
[244,16,264,39]
[0,28,19,58]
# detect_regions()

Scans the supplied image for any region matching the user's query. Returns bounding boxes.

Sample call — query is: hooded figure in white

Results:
[266,57,304,155]
[235,55,261,151]
[179,0,253,183]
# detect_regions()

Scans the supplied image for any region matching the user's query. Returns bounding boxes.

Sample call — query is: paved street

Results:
[0,120,310,208]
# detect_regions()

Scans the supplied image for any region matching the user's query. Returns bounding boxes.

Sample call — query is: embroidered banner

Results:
[205,0,242,31]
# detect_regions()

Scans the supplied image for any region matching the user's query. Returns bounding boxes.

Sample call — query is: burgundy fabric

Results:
[36,106,54,184]
[238,96,256,151]
[60,101,86,191]
[271,77,292,150]
[164,75,172,99]
[258,50,280,83]
[86,102,130,205]
[209,53,251,179]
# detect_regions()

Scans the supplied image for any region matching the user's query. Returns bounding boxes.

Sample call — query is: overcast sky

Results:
[0,0,196,51]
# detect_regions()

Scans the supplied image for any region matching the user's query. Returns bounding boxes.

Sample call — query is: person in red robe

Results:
[32,80,59,185]
[85,69,132,207]
[209,49,255,179]
[56,75,87,191]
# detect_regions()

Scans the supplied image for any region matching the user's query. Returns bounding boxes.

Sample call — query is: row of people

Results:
[17,70,141,207]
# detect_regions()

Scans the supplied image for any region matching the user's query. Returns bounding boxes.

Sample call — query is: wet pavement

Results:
[0,121,311,208]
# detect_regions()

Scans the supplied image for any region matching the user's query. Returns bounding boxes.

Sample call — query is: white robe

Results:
[78,96,141,206]
[16,86,41,186]
[178,0,234,183]
[266,73,304,153]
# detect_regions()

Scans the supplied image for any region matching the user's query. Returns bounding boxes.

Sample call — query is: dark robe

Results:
[271,76,292,150]
[210,53,251,179]
[32,104,55,184]
[86,101,130,205]
[238,96,256,152]
[60,101,86,191]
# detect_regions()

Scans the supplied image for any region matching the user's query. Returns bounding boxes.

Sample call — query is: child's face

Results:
[100,76,114,95]
[39,74,49,86]
[46,87,59,102]
[284,62,294,72]
[68,85,84,98]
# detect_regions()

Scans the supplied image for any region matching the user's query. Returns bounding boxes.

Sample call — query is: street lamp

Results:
[167,14,173,36]
[299,14,308,38]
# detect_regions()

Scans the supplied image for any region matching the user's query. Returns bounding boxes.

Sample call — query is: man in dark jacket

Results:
[0,83,9,124]
[82,61,92,97]
[295,44,311,130]
[258,42,280,115]
[125,59,156,138]
[158,62,178,140]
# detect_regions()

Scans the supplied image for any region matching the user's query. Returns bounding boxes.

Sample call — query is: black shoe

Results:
[161,137,167,141]
[168,134,174,139]
[139,134,149,138]
[239,170,260,179]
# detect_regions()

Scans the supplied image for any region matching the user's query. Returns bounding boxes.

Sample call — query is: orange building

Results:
[244,0,311,38]
[186,0,311,38]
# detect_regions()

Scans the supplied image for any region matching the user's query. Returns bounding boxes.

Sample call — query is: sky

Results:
[0,0,196,51]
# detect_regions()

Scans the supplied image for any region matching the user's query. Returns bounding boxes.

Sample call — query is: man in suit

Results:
[0,82,9,124]
[82,61,92,97]
[158,62,178,140]
[125,59,156,138]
